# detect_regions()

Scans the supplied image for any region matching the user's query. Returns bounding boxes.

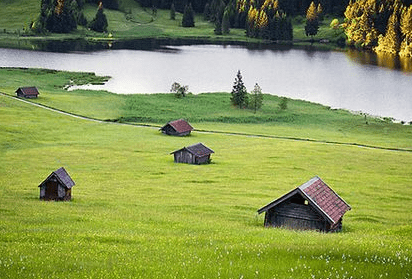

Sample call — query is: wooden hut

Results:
[15,87,39,98]
[38,167,75,201]
[171,143,214,165]
[160,119,193,136]
[257,176,351,232]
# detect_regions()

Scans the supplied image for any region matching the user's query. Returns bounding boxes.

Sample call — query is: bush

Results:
[279,97,288,110]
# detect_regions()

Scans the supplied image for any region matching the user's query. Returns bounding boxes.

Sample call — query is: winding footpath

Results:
[2,92,411,153]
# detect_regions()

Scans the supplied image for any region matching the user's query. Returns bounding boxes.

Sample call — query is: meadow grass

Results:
[1,92,412,279]
[1,67,411,151]
[1,71,412,278]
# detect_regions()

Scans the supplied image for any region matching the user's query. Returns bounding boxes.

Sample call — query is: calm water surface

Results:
[0,45,411,121]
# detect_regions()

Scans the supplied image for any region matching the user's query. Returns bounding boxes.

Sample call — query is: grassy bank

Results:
[0,0,344,51]
[1,67,411,151]
[1,82,412,278]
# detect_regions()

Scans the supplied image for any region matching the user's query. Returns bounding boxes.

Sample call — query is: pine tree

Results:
[170,3,176,20]
[305,1,319,40]
[230,70,248,109]
[89,2,108,32]
[400,5,412,57]
[222,9,231,34]
[249,83,263,113]
[182,3,195,27]
[375,9,401,54]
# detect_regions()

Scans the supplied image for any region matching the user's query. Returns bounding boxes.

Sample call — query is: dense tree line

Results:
[237,0,293,40]
[135,0,349,16]
[32,0,110,33]
[343,0,412,57]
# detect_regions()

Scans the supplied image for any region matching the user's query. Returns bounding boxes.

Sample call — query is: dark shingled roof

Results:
[166,119,193,134]
[171,143,214,157]
[16,87,39,96]
[39,167,75,189]
[258,176,351,224]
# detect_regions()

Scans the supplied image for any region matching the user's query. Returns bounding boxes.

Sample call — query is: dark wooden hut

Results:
[38,167,75,201]
[257,176,351,232]
[15,87,39,98]
[171,143,214,165]
[160,119,193,136]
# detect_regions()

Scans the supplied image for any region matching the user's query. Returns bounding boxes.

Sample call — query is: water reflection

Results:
[346,49,412,73]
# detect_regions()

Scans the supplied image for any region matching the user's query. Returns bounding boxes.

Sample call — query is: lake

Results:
[0,45,411,122]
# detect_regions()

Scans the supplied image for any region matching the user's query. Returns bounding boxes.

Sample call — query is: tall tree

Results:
[222,9,231,34]
[231,70,248,108]
[249,83,263,113]
[400,5,412,57]
[375,8,401,54]
[89,2,108,32]
[305,1,319,40]
[170,3,176,20]
[182,3,195,27]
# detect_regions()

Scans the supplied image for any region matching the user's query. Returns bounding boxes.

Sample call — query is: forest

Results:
[26,0,412,57]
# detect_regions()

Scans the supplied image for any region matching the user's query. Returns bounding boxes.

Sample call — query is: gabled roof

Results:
[162,119,193,133]
[39,167,75,189]
[16,87,39,96]
[171,143,214,157]
[258,176,351,224]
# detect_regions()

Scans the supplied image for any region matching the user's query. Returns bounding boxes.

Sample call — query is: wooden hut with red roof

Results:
[171,143,214,165]
[258,176,351,232]
[15,87,39,99]
[38,167,75,201]
[160,119,193,136]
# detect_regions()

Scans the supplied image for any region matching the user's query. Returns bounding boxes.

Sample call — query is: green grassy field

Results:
[1,68,412,278]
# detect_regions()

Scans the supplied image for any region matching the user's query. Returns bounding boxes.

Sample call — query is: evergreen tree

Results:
[400,5,412,57]
[170,3,176,20]
[375,9,401,54]
[248,83,263,113]
[182,3,195,27]
[89,2,108,32]
[305,1,319,40]
[222,9,231,34]
[231,70,248,108]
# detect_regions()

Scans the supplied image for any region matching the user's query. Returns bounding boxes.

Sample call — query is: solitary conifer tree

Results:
[231,70,248,108]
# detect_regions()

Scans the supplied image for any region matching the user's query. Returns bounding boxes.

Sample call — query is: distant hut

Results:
[171,143,214,165]
[257,176,351,232]
[160,119,193,136]
[38,167,75,201]
[15,87,39,98]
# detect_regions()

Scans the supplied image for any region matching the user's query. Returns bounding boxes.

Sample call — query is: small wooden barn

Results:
[38,167,75,201]
[15,87,39,98]
[171,143,214,165]
[160,119,194,136]
[257,176,351,232]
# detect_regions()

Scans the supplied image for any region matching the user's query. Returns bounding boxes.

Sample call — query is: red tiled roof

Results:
[17,87,39,96]
[299,176,351,224]
[168,119,193,133]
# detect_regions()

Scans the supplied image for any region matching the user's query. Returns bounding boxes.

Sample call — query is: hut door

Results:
[45,181,59,200]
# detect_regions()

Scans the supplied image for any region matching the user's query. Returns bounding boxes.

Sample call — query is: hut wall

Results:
[174,150,195,164]
[195,155,210,165]
[162,125,178,136]
[266,201,329,231]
